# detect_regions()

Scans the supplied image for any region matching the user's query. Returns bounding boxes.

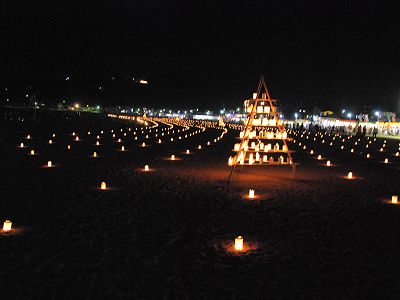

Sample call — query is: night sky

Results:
[2,1,400,111]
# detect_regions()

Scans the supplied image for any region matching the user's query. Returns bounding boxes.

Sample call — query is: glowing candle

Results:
[228,156,233,166]
[49,139,53,144]
[326,160,331,166]
[144,165,149,171]
[96,141,100,146]
[30,149,35,155]
[75,136,79,141]
[366,153,370,158]
[198,145,202,149]
[142,142,146,147]
[47,161,52,167]
[3,220,12,231]
[347,172,353,179]
[158,139,161,143]
[20,143,24,148]
[317,155,322,160]
[384,158,388,164]
[52,134,56,137]
[248,189,255,199]
[392,195,398,204]
[121,146,125,151]
[100,182,107,190]
[27,135,31,139]
[93,152,97,157]
[310,150,314,154]
[235,236,244,251]
[118,138,121,142]
[67,145,71,150]
[186,149,190,154]
[171,154,175,160]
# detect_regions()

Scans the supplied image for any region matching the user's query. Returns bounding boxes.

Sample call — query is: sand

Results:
[0,115,399,298]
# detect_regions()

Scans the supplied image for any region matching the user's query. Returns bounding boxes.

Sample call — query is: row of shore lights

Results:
[22,122,208,155]
[295,130,398,162]
[23,125,221,162]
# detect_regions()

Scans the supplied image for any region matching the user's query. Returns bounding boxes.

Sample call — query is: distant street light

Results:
[375,111,381,121]
[347,112,352,119]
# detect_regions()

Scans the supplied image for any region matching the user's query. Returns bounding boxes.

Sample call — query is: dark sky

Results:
[2,0,400,111]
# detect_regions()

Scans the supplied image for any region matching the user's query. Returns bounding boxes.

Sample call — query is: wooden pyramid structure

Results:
[228,77,294,179]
